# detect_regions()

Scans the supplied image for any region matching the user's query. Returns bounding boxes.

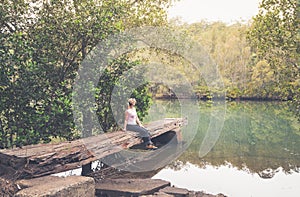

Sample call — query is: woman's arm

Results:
[136,115,144,127]
[123,111,128,131]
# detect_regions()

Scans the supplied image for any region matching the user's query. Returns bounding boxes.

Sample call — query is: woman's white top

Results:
[126,108,137,125]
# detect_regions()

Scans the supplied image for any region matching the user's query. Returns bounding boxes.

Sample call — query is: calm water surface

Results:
[145,100,300,197]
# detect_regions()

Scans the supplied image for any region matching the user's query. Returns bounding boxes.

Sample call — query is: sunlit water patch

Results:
[153,162,300,197]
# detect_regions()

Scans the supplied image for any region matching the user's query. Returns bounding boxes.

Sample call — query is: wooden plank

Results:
[88,127,184,178]
[0,118,183,180]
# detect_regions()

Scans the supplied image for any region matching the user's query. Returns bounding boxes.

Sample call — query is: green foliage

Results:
[0,0,170,148]
[166,1,298,104]
[95,57,151,132]
[247,0,299,101]
[247,60,278,98]
[168,21,252,100]
[130,85,152,122]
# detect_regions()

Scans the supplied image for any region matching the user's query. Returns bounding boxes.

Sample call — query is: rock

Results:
[95,178,170,196]
[159,186,189,197]
[141,191,174,196]
[15,175,94,197]
[188,191,227,197]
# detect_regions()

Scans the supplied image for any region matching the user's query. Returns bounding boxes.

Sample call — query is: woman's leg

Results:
[126,125,153,145]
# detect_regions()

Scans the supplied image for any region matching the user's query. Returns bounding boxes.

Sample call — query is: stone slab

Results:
[15,175,94,197]
[159,186,189,197]
[140,191,174,197]
[95,178,170,196]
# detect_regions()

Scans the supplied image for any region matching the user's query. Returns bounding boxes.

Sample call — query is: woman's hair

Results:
[128,98,136,107]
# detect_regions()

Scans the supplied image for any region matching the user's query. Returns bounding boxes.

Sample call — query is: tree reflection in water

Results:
[146,100,300,176]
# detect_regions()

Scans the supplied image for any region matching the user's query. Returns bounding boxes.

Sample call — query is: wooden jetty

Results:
[0,118,184,180]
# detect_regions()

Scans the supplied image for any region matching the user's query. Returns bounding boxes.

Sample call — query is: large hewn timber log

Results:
[0,118,183,180]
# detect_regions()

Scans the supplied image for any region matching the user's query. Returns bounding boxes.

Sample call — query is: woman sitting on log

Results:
[123,98,157,149]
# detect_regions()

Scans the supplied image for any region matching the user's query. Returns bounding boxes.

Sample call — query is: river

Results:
[145,99,300,197]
